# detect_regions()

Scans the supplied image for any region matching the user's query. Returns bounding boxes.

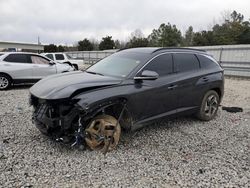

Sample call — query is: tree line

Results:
[44,10,250,52]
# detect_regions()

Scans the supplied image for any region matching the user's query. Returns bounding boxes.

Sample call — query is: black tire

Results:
[72,64,78,70]
[196,90,220,121]
[34,119,50,136]
[0,74,12,90]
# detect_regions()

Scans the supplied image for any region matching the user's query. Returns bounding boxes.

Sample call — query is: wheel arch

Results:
[80,97,133,130]
[0,72,13,81]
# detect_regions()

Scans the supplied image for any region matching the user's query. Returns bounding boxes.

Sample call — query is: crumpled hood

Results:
[30,71,122,100]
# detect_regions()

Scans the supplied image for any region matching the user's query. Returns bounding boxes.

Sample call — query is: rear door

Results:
[173,53,205,110]
[30,55,57,79]
[2,54,33,79]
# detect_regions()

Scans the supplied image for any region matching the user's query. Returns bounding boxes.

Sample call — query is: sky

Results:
[0,0,250,45]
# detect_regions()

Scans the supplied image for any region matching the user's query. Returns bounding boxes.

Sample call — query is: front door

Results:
[128,53,179,122]
[30,55,57,79]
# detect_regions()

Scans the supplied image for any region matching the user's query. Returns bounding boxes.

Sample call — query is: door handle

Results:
[168,84,178,90]
[202,77,209,82]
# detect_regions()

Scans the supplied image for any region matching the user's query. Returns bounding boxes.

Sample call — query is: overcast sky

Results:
[0,0,250,45]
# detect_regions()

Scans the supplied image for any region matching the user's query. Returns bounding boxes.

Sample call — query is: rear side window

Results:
[55,54,64,60]
[174,53,200,72]
[197,54,219,69]
[45,54,54,60]
[4,54,30,63]
[144,54,173,76]
[31,56,50,64]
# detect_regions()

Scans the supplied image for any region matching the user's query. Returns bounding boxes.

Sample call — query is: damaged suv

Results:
[30,48,224,153]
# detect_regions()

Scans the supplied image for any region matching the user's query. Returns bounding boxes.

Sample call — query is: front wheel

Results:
[0,74,12,90]
[196,90,219,121]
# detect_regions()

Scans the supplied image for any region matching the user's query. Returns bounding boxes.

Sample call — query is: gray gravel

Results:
[0,78,250,187]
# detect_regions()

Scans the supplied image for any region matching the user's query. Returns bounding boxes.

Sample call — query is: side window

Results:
[174,53,200,72]
[45,54,54,60]
[4,54,30,63]
[197,54,219,69]
[55,54,64,60]
[143,54,173,76]
[31,56,50,65]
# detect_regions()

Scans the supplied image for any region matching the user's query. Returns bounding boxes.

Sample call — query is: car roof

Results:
[2,52,41,56]
[120,47,206,54]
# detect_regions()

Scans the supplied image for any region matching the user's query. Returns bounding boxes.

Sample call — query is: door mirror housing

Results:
[49,61,56,65]
[134,70,159,80]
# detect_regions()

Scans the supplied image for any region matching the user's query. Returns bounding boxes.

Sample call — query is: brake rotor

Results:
[85,115,121,152]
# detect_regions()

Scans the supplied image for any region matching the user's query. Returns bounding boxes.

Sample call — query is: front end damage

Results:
[30,94,128,153]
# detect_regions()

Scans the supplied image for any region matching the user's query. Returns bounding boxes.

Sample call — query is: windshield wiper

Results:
[86,71,104,76]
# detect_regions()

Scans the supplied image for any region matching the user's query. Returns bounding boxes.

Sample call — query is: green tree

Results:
[212,10,247,45]
[183,26,194,46]
[99,36,115,50]
[78,38,94,51]
[238,21,250,44]
[126,29,149,48]
[127,37,149,48]
[148,23,182,47]
[57,45,65,52]
[44,44,58,52]
[193,31,214,46]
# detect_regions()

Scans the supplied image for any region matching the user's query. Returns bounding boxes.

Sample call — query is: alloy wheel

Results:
[85,115,121,152]
[204,94,218,117]
[0,76,9,89]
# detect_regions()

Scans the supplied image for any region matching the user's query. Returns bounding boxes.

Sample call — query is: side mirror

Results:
[134,70,159,80]
[49,61,55,65]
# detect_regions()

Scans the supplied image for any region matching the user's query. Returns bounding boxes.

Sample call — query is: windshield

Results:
[86,52,148,78]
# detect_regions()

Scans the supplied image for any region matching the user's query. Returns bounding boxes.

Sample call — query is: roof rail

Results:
[152,47,206,53]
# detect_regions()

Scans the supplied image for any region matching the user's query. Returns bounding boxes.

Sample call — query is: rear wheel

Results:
[85,115,121,152]
[0,74,12,90]
[196,90,219,121]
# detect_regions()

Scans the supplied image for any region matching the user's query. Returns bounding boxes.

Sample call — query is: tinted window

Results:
[55,54,64,60]
[197,54,219,69]
[144,54,173,76]
[174,53,200,72]
[45,54,54,60]
[4,54,30,63]
[31,56,50,64]
[87,52,148,78]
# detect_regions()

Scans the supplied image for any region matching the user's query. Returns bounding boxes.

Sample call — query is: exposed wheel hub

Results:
[85,115,121,152]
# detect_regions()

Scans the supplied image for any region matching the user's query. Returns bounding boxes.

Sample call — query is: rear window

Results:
[4,54,30,63]
[174,53,200,72]
[197,54,219,69]
[45,54,54,60]
[55,54,64,60]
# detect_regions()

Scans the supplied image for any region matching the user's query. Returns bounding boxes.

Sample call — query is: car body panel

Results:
[30,71,122,99]
[0,52,74,84]
[30,48,224,137]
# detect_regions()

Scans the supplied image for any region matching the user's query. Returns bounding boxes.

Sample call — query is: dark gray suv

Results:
[30,48,224,153]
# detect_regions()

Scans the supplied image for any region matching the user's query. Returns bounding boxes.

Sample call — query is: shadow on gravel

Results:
[11,84,33,90]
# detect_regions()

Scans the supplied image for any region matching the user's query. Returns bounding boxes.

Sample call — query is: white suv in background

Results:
[42,53,84,70]
[0,52,74,90]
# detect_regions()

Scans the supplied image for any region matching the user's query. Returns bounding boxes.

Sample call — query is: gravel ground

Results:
[0,78,249,187]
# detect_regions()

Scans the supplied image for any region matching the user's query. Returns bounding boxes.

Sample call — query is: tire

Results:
[196,90,220,121]
[34,119,50,136]
[0,74,12,90]
[72,64,78,70]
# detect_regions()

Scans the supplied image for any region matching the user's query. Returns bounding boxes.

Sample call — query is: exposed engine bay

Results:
[30,94,129,154]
